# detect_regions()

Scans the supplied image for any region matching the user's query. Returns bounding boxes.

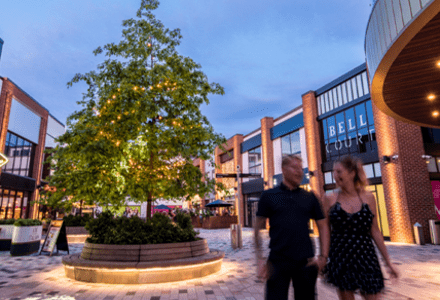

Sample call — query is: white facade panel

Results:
[8,98,41,144]
[272,137,282,175]
[299,128,308,169]
[47,116,65,140]
[0,78,3,98]
[242,152,249,174]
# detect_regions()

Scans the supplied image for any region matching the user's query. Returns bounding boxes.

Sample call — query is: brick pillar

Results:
[373,103,437,243]
[302,91,325,198]
[0,82,12,155]
[302,91,325,236]
[261,117,274,189]
[233,135,244,226]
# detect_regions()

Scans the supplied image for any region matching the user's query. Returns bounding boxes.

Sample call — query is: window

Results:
[2,132,35,177]
[248,147,261,175]
[281,130,301,156]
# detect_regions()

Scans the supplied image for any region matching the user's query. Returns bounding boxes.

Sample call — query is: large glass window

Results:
[321,100,376,162]
[248,147,262,175]
[0,189,29,220]
[2,132,35,177]
[281,130,301,156]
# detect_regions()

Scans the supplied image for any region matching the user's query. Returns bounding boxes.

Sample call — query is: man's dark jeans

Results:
[265,258,318,300]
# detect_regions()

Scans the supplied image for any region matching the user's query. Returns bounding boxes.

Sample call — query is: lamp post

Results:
[231,165,243,249]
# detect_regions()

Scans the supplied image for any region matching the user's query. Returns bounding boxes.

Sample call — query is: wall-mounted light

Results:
[422,154,432,164]
[383,155,398,164]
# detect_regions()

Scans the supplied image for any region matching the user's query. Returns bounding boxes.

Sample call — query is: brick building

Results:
[196,63,439,244]
[0,77,65,220]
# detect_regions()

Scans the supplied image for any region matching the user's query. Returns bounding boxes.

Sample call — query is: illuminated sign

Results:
[0,152,9,167]
[322,101,375,156]
[431,181,440,221]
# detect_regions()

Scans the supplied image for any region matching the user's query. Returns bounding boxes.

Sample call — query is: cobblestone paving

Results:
[0,228,439,299]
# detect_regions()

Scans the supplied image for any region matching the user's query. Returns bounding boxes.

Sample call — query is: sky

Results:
[0,0,373,140]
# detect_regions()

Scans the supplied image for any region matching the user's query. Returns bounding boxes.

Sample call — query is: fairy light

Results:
[112,95,116,99]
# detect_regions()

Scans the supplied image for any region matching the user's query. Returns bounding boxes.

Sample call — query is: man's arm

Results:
[254,216,268,279]
[254,216,267,260]
[316,218,330,259]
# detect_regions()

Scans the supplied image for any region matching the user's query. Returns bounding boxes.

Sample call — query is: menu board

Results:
[39,220,69,256]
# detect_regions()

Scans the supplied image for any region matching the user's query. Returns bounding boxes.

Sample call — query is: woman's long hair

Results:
[334,155,369,192]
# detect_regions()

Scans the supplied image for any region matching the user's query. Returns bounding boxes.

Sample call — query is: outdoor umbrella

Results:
[205,200,233,208]
[155,204,171,210]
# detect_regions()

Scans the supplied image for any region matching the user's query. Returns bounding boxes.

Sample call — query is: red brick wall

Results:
[373,103,437,243]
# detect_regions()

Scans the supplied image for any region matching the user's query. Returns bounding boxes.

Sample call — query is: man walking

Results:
[254,154,330,300]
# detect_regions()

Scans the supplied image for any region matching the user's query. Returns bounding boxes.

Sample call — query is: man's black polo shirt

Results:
[256,182,324,262]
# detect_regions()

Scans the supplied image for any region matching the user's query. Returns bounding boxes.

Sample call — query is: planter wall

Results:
[0,225,14,250]
[66,227,90,243]
[10,225,42,256]
[191,216,238,229]
[80,239,209,262]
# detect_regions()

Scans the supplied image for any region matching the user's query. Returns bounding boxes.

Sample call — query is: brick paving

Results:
[0,228,439,299]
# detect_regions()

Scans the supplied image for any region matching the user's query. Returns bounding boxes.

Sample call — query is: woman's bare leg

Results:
[362,292,382,300]
[337,290,355,300]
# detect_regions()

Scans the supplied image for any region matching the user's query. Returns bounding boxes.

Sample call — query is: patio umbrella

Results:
[205,200,233,208]
[155,204,171,210]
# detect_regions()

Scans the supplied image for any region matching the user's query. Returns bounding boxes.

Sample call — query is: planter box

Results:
[80,239,209,262]
[0,225,14,251]
[10,225,43,256]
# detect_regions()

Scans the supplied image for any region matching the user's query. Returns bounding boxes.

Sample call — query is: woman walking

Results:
[323,155,399,300]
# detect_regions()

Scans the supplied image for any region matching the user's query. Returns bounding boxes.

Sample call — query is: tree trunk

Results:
[147,198,152,220]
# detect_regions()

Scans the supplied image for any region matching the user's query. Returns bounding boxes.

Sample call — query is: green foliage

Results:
[0,219,16,225]
[41,0,226,214]
[63,214,92,227]
[85,211,198,245]
[13,219,42,227]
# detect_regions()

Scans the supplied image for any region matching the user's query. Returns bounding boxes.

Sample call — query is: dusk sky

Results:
[0,0,373,139]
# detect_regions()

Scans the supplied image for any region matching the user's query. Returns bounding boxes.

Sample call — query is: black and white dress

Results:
[325,194,384,294]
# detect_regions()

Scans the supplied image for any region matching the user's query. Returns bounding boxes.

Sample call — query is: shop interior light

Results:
[433,111,439,117]
[428,94,436,101]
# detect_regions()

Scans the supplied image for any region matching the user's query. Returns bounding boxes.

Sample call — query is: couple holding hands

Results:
[254,154,399,300]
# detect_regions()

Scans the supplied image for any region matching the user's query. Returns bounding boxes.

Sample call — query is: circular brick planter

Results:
[66,227,89,244]
[62,239,224,284]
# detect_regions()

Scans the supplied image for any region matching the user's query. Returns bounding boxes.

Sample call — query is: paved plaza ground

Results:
[0,228,439,300]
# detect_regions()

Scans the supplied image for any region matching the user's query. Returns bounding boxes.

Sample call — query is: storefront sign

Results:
[431,181,440,220]
[0,152,9,167]
[39,220,69,256]
[325,128,375,154]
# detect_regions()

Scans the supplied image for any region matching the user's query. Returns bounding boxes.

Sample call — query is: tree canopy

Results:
[42,0,226,217]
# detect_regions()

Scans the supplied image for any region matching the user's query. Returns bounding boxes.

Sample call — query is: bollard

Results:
[231,224,243,249]
[413,222,425,245]
[429,220,440,245]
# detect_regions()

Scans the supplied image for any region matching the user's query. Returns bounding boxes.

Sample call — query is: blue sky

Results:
[0,0,373,139]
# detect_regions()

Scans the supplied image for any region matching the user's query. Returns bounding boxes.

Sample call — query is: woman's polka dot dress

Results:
[325,201,385,294]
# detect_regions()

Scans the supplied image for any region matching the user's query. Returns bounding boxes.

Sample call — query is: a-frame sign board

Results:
[39,220,69,256]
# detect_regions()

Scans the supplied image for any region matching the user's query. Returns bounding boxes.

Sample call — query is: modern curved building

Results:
[366,0,440,127]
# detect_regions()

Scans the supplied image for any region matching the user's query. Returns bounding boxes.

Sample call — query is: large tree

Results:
[43,0,226,218]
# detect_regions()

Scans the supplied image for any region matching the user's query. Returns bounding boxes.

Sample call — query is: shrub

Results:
[0,219,15,225]
[13,219,42,227]
[85,211,199,245]
[63,214,92,227]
